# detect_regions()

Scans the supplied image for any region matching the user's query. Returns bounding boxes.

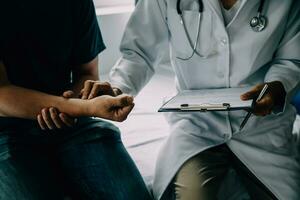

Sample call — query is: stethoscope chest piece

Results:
[250,14,267,32]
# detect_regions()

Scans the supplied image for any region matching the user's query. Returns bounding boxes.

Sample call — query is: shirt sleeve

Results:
[109,0,169,96]
[71,0,106,65]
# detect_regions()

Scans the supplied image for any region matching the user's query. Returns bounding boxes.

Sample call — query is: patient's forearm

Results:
[0,85,90,120]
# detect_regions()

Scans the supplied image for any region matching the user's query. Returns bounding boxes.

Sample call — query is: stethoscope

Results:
[176,0,267,60]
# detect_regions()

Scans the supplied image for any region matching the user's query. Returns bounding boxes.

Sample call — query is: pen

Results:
[239,84,269,131]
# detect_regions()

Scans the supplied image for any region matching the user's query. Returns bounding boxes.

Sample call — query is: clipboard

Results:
[158,87,253,112]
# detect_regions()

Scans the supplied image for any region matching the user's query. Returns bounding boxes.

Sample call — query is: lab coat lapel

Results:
[204,0,223,24]
[225,0,247,28]
[205,0,261,28]
[226,0,261,29]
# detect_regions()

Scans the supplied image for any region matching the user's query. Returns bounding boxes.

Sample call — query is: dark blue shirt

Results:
[0,0,105,129]
[0,0,105,95]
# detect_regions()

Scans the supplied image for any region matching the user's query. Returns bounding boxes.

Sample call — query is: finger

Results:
[253,96,273,116]
[254,109,271,117]
[256,95,273,106]
[113,87,123,96]
[114,103,135,122]
[255,95,273,109]
[98,82,115,96]
[49,107,65,129]
[59,113,76,127]
[41,108,56,130]
[88,83,102,100]
[112,95,134,107]
[240,85,263,100]
[88,82,115,99]
[82,80,94,100]
[79,89,84,98]
[63,90,75,98]
[37,114,47,130]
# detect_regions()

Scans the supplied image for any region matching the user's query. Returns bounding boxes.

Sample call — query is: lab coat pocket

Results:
[167,9,213,58]
[253,114,295,154]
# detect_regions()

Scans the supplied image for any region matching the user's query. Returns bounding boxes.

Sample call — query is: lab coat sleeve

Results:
[264,0,300,112]
[109,0,169,96]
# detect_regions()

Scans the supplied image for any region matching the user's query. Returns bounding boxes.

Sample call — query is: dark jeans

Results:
[0,117,152,200]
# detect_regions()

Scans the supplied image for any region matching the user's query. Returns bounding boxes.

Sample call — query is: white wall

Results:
[96,10,172,77]
[94,0,133,7]
[97,13,132,75]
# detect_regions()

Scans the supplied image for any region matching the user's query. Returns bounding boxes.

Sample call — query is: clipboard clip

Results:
[180,103,230,111]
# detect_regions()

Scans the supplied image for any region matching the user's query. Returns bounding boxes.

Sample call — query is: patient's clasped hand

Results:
[37,80,134,130]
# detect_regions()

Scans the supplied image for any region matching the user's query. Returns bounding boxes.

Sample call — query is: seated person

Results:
[0,0,152,199]
[109,0,300,199]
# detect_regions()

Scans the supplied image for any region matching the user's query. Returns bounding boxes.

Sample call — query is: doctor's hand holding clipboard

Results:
[159,81,286,116]
[158,81,287,131]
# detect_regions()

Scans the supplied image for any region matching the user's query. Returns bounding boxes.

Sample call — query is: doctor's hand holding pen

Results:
[240,81,286,116]
[37,80,129,131]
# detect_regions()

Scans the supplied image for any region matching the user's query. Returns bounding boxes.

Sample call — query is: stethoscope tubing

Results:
[258,0,266,13]
[178,13,202,60]
[176,0,214,60]
[177,0,203,14]
[176,0,267,61]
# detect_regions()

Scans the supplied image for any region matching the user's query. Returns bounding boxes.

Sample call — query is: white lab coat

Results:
[109,0,300,199]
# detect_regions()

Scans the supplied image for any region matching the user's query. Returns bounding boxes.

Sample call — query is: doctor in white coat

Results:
[109,0,300,199]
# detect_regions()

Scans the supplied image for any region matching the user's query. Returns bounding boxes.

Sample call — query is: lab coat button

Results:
[220,38,227,46]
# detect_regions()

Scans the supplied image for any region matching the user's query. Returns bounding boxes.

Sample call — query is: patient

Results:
[0,0,151,199]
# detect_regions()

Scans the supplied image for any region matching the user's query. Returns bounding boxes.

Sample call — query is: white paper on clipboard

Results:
[158,87,253,112]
